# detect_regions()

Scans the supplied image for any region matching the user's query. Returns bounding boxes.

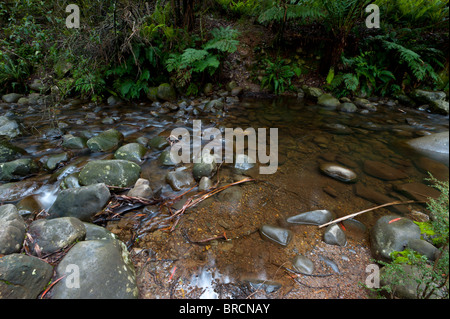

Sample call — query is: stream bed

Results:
[1,95,448,299]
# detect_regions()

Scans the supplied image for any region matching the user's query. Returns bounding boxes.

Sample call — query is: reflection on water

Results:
[1,95,448,298]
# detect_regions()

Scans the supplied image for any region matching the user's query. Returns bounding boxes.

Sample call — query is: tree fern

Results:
[180,49,210,67]
[378,38,439,82]
[204,26,240,53]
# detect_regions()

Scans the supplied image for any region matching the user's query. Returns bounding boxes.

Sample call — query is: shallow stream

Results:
[1,96,448,299]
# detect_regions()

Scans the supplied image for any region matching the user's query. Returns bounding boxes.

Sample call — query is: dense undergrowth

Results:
[0,0,448,99]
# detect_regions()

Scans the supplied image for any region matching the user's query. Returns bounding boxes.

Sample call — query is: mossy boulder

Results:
[0,140,26,162]
[157,83,177,101]
[78,159,141,187]
[86,129,124,152]
[0,158,39,181]
[114,143,147,164]
[146,87,159,102]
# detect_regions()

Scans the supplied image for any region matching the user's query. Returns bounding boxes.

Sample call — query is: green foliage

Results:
[105,43,161,100]
[329,51,398,97]
[165,26,240,93]
[379,38,441,83]
[258,0,322,24]
[215,0,263,17]
[374,176,449,299]
[0,51,31,91]
[72,59,107,102]
[375,0,449,27]
[0,0,59,93]
[204,26,240,53]
[390,248,425,265]
[260,57,301,94]
[425,176,449,246]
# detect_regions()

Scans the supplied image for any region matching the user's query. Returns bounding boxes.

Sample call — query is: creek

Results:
[1,95,448,299]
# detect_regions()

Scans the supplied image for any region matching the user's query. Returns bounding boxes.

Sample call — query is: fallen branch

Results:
[318,200,421,229]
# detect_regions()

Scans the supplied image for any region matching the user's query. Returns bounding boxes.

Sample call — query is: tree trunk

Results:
[319,33,347,75]
[183,0,195,31]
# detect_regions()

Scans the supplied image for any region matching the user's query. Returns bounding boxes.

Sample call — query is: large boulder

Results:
[2,93,23,103]
[28,217,86,255]
[406,131,449,164]
[50,239,138,299]
[380,264,444,299]
[0,158,39,181]
[0,254,53,299]
[78,160,141,188]
[317,93,341,109]
[410,89,448,114]
[0,204,26,255]
[303,86,323,100]
[157,83,177,101]
[370,215,421,262]
[86,129,124,152]
[48,183,110,222]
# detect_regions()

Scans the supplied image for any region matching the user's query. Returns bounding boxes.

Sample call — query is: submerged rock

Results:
[286,209,333,226]
[319,163,357,183]
[394,182,441,202]
[414,156,449,181]
[259,225,292,247]
[0,254,53,299]
[158,150,177,166]
[363,160,408,181]
[354,183,409,215]
[78,159,141,187]
[244,278,282,294]
[338,102,358,113]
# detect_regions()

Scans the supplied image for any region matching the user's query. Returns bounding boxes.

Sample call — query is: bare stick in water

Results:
[318,200,421,229]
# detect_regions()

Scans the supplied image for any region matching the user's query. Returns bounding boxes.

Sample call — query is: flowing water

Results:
[1,96,448,299]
